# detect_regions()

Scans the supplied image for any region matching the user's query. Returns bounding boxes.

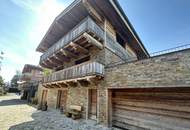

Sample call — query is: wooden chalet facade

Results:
[36,0,190,129]
[18,64,43,102]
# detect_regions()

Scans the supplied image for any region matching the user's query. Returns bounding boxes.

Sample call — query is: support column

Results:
[107,89,112,127]
[97,89,100,123]
[86,88,89,120]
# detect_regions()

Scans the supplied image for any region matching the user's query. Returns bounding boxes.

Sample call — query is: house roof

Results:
[111,0,149,58]
[36,0,87,53]
[22,64,43,73]
[36,0,149,59]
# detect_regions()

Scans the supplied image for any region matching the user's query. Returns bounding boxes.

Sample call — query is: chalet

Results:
[36,0,190,129]
[18,64,43,102]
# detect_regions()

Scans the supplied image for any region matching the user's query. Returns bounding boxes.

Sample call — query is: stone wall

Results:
[39,49,190,127]
[66,87,88,117]
[95,49,190,126]
[47,89,58,108]
[66,83,98,118]
[105,49,190,88]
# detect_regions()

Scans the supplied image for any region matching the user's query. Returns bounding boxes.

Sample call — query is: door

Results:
[41,90,48,105]
[57,90,67,109]
[111,88,190,130]
[89,89,97,120]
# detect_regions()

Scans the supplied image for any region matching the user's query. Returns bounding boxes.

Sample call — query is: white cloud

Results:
[1,0,66,82]
[0,65,16,82]
[29,0,66,46]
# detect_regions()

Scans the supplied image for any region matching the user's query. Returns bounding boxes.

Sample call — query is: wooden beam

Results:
[55,83,62,88]
[70,42,89,54]
[46,84,51,88]
[66,81,78,87]
[78,79,90,87]
[41,61,53,69]
[58,82,68,88]
[52,83,60,88]
[87,76,102,85]
[47,58,57,66]
[82,0,103,23]
[60,48,78,59]
[83,33,103,49]
[42,84,47,88]
[55,52,70,62]
[50,55,63,65]
[52,54,63,61]
[42,60,55,68]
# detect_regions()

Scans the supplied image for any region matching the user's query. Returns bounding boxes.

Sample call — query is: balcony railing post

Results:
[40,17,104,64]
[43,62,104,83]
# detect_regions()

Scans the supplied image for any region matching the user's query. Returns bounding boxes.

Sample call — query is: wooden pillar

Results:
[86,88,89,120]
[107,89,112,127]
[97,89,100,123]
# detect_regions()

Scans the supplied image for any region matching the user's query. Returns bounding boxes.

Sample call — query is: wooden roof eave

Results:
[36,0,88,53]
[88,0,150,59]
[109,0,150,58]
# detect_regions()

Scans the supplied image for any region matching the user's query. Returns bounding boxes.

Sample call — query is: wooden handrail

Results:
[40,17,104,63]
[43,61,104,83]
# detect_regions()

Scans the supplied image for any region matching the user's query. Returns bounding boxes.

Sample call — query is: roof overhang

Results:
[22,64,42,73]
[36,0,89,53]
[87,0,149,59]
[36,0,149,59]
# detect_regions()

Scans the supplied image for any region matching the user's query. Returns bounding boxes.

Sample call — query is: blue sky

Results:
[0,0,190,82]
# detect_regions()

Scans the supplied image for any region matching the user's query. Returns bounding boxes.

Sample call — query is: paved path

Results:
[0,94,119,130]
[0,93,36,130]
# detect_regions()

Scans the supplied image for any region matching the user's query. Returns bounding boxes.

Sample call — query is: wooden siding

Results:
[41,90,48,105]
[57,90,67,110]
[111,88,190,130]
[40,17,104,63]
[43,61,104,83]
[89,89,97,119]
[105,33,133,61]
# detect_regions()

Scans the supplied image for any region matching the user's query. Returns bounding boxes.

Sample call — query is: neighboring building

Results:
[0,86,3,96]
[36,0,190,129]
[18,64,43,102]
[9,73,21,93]
[0,76,5,95]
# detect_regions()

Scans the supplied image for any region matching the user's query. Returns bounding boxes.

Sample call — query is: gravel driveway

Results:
[0,93,119,130]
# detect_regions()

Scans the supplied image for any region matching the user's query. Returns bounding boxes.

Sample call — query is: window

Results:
[116,33,125,48]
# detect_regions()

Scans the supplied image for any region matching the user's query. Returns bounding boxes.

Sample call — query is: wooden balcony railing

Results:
[105,34,132,61]
[43,61,104,83]
[40,17,104,63]
[20,73,42,82]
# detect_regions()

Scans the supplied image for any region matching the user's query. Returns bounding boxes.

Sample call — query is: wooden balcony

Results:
[40,17,104,69]
[20,73,32,81]
[20,73,42,82]
[42,61,104,88]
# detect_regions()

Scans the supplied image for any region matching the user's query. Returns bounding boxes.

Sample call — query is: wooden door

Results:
[57,90,67,109]
[89,89,97,120]
[41,90,47,105]
[111,88,190,130]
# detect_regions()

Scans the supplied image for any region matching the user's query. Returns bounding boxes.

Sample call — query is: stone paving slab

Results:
[0,94,36,130]
[0,94,121,130]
